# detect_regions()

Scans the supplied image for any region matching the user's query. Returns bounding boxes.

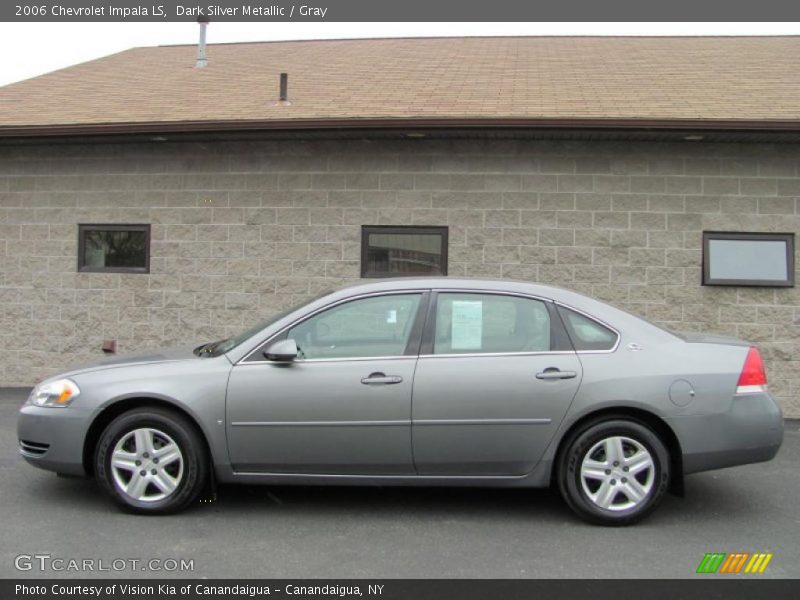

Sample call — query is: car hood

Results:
[48,345,204,380]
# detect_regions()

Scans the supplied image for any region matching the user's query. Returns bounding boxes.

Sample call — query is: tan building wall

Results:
[0,138,798,416]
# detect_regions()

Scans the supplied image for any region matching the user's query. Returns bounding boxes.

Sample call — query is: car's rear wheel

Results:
[557,418,670,526]
[95,407,207,514]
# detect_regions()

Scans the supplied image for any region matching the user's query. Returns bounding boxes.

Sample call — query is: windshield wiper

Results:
[193,339,227,356]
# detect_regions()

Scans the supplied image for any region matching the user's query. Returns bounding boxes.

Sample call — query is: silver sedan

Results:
[18,278,783,525]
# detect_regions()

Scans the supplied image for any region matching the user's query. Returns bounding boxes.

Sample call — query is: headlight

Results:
[27,379,81,407]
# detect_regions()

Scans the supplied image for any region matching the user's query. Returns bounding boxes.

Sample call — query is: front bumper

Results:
[667,390,784,475]
[17,404,92,476]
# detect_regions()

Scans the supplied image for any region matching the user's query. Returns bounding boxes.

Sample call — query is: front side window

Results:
[78,224,150,273]
[433,293,551,355]
[558,307,618,351]
[362,225,448,278]
[286,294,422,360]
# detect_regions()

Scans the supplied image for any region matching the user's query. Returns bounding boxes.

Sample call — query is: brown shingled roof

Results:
[1,36,800,136]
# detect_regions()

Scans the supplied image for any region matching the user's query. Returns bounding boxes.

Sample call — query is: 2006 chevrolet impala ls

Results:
[18,278,783,525]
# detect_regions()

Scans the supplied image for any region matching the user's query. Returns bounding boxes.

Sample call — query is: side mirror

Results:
[263,339,298,362]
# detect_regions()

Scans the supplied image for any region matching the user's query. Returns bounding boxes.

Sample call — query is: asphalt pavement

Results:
[1,388,798,579]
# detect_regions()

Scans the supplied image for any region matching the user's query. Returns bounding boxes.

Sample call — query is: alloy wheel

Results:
[579,435,655,511]
[110,428,184,502]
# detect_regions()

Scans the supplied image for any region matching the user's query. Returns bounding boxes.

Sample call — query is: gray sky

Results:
[1,22,798,87]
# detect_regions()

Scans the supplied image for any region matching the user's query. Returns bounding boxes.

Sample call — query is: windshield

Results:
[197,292,331,357]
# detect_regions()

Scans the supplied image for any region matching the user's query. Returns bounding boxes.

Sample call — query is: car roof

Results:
[331,277,578,302]
[325,278,661,335]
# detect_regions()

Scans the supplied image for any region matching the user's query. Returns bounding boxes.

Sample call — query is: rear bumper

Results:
[667,391,784,475]
[17,404,90,477]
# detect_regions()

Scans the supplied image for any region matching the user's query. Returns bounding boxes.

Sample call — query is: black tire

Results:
[95,407,208,515]
[557,418,670,526]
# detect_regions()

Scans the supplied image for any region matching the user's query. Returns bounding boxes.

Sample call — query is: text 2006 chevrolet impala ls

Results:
[18,278,783,525]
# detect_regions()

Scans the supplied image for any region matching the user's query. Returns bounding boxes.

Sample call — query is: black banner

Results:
[5,580,800,600]
[5,0,800,22]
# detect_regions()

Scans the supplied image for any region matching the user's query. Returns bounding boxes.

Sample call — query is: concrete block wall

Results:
[0,138,798,416]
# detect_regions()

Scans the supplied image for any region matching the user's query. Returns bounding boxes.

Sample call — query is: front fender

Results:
[73,357,232,471]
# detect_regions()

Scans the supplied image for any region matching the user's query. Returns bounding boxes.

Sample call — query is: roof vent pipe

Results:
[196,17,210,68]
[279,73,288,102]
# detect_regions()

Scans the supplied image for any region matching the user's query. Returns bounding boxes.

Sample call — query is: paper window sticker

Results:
[387,310,397,324]
[451,300,483,350]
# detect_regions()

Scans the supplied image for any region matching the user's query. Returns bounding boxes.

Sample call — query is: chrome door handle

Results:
[536,369,578,380]
[361,372,403,385]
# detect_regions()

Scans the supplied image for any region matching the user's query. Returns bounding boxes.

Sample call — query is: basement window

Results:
[702,232,794,287]
[78,224,151,274]
[361,226,448,278]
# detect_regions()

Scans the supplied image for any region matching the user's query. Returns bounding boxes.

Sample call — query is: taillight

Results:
[736,346,767,394]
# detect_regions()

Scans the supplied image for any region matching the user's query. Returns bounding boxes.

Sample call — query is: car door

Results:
[411,291,583,476]
[226,291,427,475]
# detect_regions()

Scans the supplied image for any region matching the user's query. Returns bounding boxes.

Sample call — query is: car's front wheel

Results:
[95,407,208,514]
[557,418,670,525]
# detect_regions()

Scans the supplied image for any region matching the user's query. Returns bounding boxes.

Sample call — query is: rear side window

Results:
[433,293,551,354]
[558,307,618,351]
